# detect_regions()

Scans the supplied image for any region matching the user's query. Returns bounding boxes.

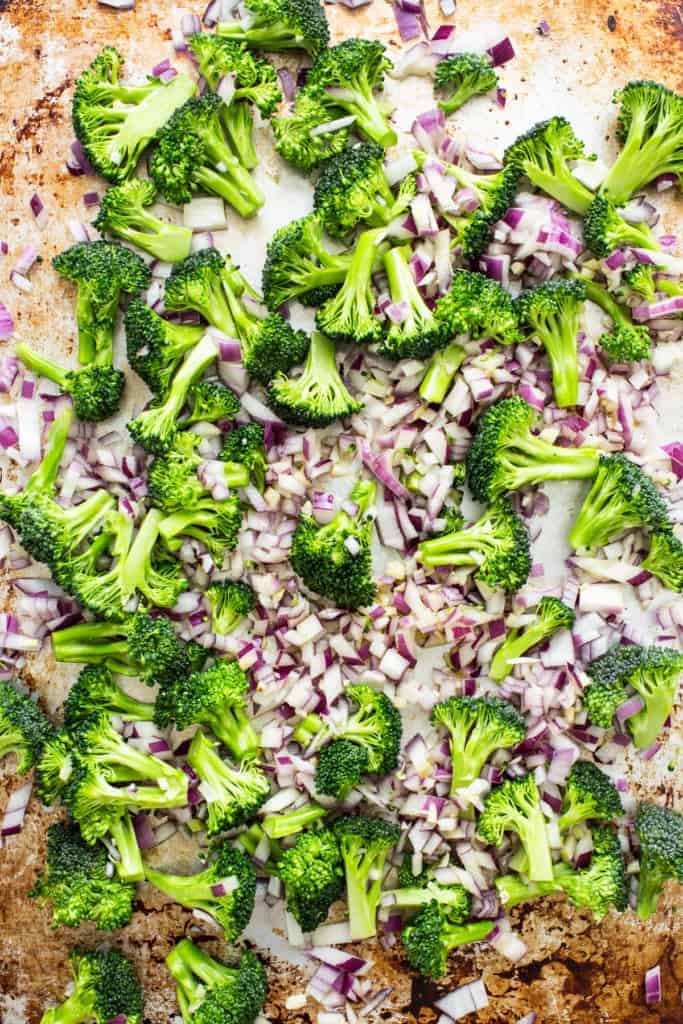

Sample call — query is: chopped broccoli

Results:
[124,300,204,397]
[477,774,554,882]
[621,263,660,303]
[216,0,330,57]
[262,214,354,311]
[94,178,192,262]
[164,248,243,338]
[272,85,351,172]
[315,227,386,345]
[241,313,310,386]
[159,498,243,565]
[219,424,268,492]
[262,802,327,839]
[402,902,494,979]
[578,274,652,361]
[53,239,150,365]
[166,939,267,1024]
[36,731,78,807]
[642,529,683,591]
[277,827,344,932]
[31,820,134,930]
[466,395,600,503]
[63,665,155,728]
[206,580,256,635]
[333,815,400,940]
[558,760,623,831]
[378,246,446,360]
[635,802,683,918]
[0,405,72,530]
[516,278,587,408]
[15,343,126,423]
[503,117,595,215]
[439,162,520,261]
[290,480,376,608]
[419,343,466,405]
[434,269,521,345]
[183,380,241,427]
[150,94,264,217]
[41,947,142,1024]
[186,728,269,836]
[418,500,531,593]
[600,80,683,205]
[268,330,362,427]
[72,46,196,183]
[490,597,575,682]
[316,741,371,801]
[155,660,259,762]
[431,695,526,794]
[583,194,659,259]
[384,872,471,919]
[568,453,669,551]
[0,680,54,774]
[435,53,498,115]
[145,842,255,940]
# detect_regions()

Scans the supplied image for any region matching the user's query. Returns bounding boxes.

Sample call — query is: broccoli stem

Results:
[222,101,258,170]
[496,873,551,909]
[567,476,625,551]
[208,707,259,763]
[506,433,600,487]
[52,622,133,673]
[384,245,433,331]
[112,209,192,263]
[199,132,264,215]
[523,807,554,882]
[167,938,234,994]
[489,621,552,682]
[539,320,580,408]
[636,864,667,920]
[345,853,383,940]
[418,526,498,569]
[144,864,220,912]
[118,509,164,602]
[262,804,327,839]
[196,166,263,219]
[629,685,673,750]
[42,986,95,1024]
[109,812,145,882]
[419,343,466,404]
[522,163,593,215]
[580,275,629,327]
[26,406,72,494]
[75,286,117,364]
[326,80,397,148]
[217,23,306,53]
[14,344,70,390]
[600,111,677,206]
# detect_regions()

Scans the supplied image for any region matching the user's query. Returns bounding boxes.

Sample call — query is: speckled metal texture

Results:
[1,1,682,1022]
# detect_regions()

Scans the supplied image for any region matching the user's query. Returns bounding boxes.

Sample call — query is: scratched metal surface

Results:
[1,1,683,1022]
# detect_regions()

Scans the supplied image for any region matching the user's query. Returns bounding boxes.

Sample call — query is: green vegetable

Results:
[186,728,269,836]
[402,902,494,978]
[277,827,344,932]
[477,773,554,883]
[635,801,683,918]
[0,679,55,774]
[63,665,155,728]
[166,939,267,1024]
[558,760,623,831]
[431,695,526,793]
[268,331,362,427]
[94,179,192,262]
[434,53,498,115]
[489,597,575,682]
[583,194,658,259]
[516,278,587,408]
[216,0,330,57]
[504,117,594,215]
[206,580,255,635]
[333,815,400,940]
[41,947,142,1024]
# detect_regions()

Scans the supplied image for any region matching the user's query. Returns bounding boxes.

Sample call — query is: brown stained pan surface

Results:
[1,1,682,1022]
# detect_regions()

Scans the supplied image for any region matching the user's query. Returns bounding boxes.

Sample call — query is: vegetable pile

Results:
[1,1,683,1022]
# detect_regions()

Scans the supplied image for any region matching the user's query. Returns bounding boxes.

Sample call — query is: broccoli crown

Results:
[124,299,204,397]
[477,773,554,882]
[159,493,244,564]
[42,947,142,1024]
[569,453,670,552]
[217,0,330,57]
[642,529,683,592]
[272,85,351,172]
[315,227,386,346]
[36,731,75,806]
[290,480,376,609]
[190,34,282,117]
[155,660,258,762]
[220,423,268,492]
[262,214,352,312]
[558,760,623,831]
[269,330,362,428]
[402,902,494,979]
[30,820,134,930]
[397,855,432,890]
[583,194,657,259]
[72,46,196,183]
[242,313,310,386]
[14,341,127,423]
[333,815,401,940]
[378,246,446,361]
[145,842,256,940]
[434,269,521,345]
[277,827,344,932]
[164,247,239,334]
[94,178,193,263]
[315,739,371,800]
[635,802,683,918]
[186,728,269,836]
[63,665,155,728]
[465,395,600,503]
[439,160,519,261]
[148,432,212,512]
[503,116,594,215]
[600,80,683,205]
[313,143,413,240]
[431,695,526,793]
[166,939,267,1024]
[489,596,575,683]
[600,323,652,362]
[206,580,255,636]
[516,278,587,408]
[0,404,70,535]
[418,500,531,593]
[185,380,241,427]
[386,871,471,919]
[622,263,659,302]
[434,52,498,115]
[0,680,55,774]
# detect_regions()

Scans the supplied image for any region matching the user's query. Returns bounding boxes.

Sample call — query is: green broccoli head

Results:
[0,680,55,775]
[431,695,526,794]
[555,829,629,918]
[272,85,351,172]
[622,263,659,303]
[315,740,371,800]
[148,432,216,512]
[333,814,400,940]
[206,580,256,635]
[440,163,520,261]
[124,299,204,397]
[183,380,241,427]
[434,269,521,345]
[268,331,362,427]
[583,194,658,259]
[516,278,587,408]
[477,773,554,882]
[158,493,244,565]
[242,313,310,386]
[166,939,267,1024]
[503,116,594,215]
[262,214,352,312]
[42,947,143,1024]
[63,665,155,728]
[558,760,623,831]
[642,529,683,592]
[216,0,330,57]
[635,802,683,918]
[385,870,471,919]
[402,901,494,978]
[315,228,387,346]
[434,52,498,115]
[15,342,126,422]
[36,731,75,807]
[600,323,652,361]
[164,248,239,336]
[190,34,282,117]
[186,728,269,836]
[277,827,344,932]
[94,178,193,263]
[220,423,268,492]
[378,246,446,361]
[489,596,575,682]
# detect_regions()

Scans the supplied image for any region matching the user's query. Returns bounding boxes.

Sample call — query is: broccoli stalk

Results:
[503,117,595,215]
[583,194,659,259]
[558,760,623,832]
[0,680,55,774]
[262,214,354,312]
[41,948,143,1024]
[216,0,330,57]
[490,597,575,682]
[434,53,498,114]
[402,902,494,978]
[379,246,445,360]
[641,529,683,591]
[262,802,328,839]
[268,331,362,427]
[477,774,554,882]
[635,802,683,918]
[186,728,269,836]
[333,815,400,940]
[14,343,126,424]
[94,179,192,262]
[431,695,526,794]
[206,580,255,635]
[316,227,387,345]
[419,343,466,405]
[577,274,652,361]
[433,269,521,344]
[384,876,471,918]
[63,666,155,728]
[166,939,267,1024]
[516,278,586,408]
[277,828,344,932]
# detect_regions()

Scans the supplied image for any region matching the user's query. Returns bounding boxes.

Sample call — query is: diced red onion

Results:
[486,36,515,66]
[644,965,661,1004]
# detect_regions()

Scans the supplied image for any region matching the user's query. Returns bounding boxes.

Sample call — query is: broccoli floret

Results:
[384,873,471,919]
[439,162,520,261]
[72,46,196,183]
[568,453,669,551]
[584,643,683,748]
[315,741,371,801]
[150,94,264,217]
[635,802,683,918]
[216,0,329,57]
[290,480,376,608]
[272,85,351,172]
[419,343,466,405]
[490,597,576,682]
[262,214,354,312]
[434,269,521,345]
[186,728,269,836]
[262,802,328,839]
[36,731,77,807]
[63,665,155,728]
[316,227,387,345]
[166,939,267,1024]
[94,179,192,262]
[402,902,494,979]
[220,424,268,492]
[149,432,247,513]
[583,194,659,259]
[41,947,142,1024]
[600,80,683,205]
[578,274,652,361]
[516,278,587,408]
[558,760,623,831]
[466,395,600,503]
[145,842,255,940]
[313,143,415,240]
[155,661,258,762]
[431,695,526,794]
[503,116,594,215]
[277,827,344,932]
[15,343,125,423]
[622,263,660,303]
[377,246,446,360]
[31,820,134,930]
[159,497,243,565]
[477,774,554,882]
[418,500,531,593]
[53,239,150,365]
[206,580,255,635]
[642,529,683,591]
[333,815,400,940]
[0,405,72,530]
[165,248,249,336]
[180,379,240,429]
[268,330,362,427]
[124,300,204,397]
[434,52,498,115]
[0,680,54,774]
[242,313,310,386]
